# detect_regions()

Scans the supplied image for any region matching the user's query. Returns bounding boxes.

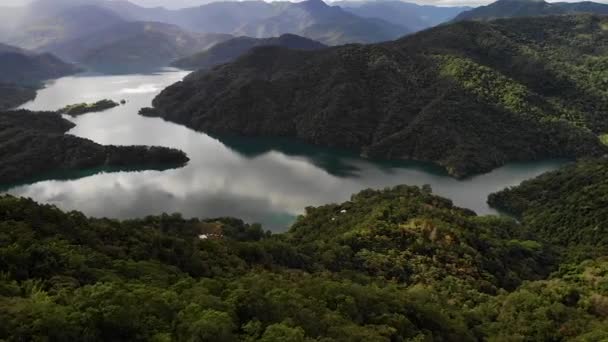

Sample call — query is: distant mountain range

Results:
[334,1,471,31]
[454,0,608,21]
[232,0,410,45]
[3,0,411,47]
[147,15,608,178]
[173,34,326,70]
[0,0,425,71]
[50,21,231,72]
[7,4,125,51]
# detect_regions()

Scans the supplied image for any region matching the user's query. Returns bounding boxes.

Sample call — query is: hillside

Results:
[0,84,37,110]
[454,0,608,22]
[234,0,410,45]
[0,50,79,85]
[489,157,608,260]
[1,184,608,340]
[0,110,189,186]
[148,15,608,178]
[0,43,78,108]
[335,0,470,31]
[173,34,326,70]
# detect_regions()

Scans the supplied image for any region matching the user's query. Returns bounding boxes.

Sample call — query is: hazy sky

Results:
[2,0,608,8]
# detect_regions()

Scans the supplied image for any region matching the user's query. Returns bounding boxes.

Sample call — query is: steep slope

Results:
[335,0,470,31]
[0,110,188,186]
[454,0,608,22]
[148,15,608,177]
[234,0,410,45]
[49,21,231,71]
[489,157,608,259]
[173,34,326,70]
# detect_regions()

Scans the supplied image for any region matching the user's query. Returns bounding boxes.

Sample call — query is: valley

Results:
[3,70,564,230]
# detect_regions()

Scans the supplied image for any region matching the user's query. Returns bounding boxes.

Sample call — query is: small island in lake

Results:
[0,110,189,186]
[58,99,120,116]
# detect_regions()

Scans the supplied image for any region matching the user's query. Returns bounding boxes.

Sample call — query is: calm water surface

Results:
[6,69,567,230]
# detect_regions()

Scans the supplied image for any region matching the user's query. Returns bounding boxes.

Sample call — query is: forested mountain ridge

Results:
[0,110,189,186]
[0,84,37,111]
[453,0,608,22]
[0,43,79,109]
[0,50,79,85]
[2,184,608,340]
[149,15,608,177]
[489,157,608,261]
[173,34,326,70]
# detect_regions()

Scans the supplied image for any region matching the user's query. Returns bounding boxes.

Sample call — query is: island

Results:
[0,109,189,186]
[57,99,120,116]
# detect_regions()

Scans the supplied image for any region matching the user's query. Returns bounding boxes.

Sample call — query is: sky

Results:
[2,0,607,9]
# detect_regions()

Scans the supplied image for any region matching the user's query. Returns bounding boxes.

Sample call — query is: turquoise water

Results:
[6,68,567,230]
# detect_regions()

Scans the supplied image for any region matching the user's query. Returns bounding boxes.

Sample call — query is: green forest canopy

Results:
[2,182,608,341]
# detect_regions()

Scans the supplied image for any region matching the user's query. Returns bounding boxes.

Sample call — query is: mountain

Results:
[234,0,411,45]
[489,156,608,260]
[2,182,608,340]
[0,43,27,55]
[147,15,608,178]
[0,48,79,85]
[454,0,608,22]
[48,21,231,72]
[0,110,188,186]
[0,43,79,109]
[173,34,327,70]
[335,0,471,31]
[101,0,281,33]
[0,84,37,111]
[7,4,126,51]
[2,0,409,48]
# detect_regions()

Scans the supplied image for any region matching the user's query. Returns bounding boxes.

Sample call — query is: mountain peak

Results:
[297,0,330,11]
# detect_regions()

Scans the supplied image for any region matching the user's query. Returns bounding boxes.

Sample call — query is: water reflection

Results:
[5,69,568,231]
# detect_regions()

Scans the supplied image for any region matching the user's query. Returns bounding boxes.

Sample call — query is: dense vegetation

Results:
[489,157,608,261]
[0,110,189,186]
[0,83,36,110]
[1,185,608,340]
[58,99,120,116]
[173,34,326,71]
[453,0,608,22]
[149,15,608,177]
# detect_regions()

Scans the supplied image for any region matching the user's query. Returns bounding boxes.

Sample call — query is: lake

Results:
[6,68,567,231]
